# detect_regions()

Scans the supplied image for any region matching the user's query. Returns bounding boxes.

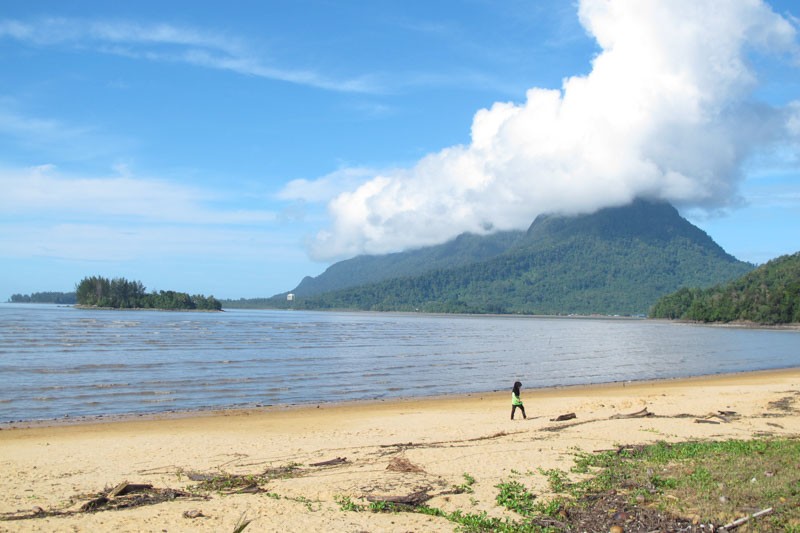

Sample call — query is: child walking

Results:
[511,381,526,420]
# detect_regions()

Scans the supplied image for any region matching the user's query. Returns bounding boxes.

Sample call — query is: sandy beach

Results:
[1,369,799,532]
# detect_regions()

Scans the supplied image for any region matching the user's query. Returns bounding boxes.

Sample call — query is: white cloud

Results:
[0,164,301,269]
[0,222,298,262]
[279,167,382,204]
[0,99,134,161]
[0,164,277,225]
[0,18,378,93]
[310,0,800,261]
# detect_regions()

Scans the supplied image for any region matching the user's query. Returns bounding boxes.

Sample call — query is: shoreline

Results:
[2,366,799,531]
[4,366,798,431]
[8,302,800,328]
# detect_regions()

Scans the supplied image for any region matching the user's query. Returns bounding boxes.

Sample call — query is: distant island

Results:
[8,291,77,304]
[75,276,222,311]
[649,251,800,325]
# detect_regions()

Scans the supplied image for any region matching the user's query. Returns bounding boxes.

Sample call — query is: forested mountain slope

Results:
[256,200,753,316]
[650,251,800,324]
[291,230,525,296]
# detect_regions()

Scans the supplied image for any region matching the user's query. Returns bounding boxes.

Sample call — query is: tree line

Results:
[649,252,800,325]
[75,276,222,311]
[8,291,77,304]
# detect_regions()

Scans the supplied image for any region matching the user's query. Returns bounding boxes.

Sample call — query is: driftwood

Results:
[720,507,773,531]
[310,457,348,467]
[80,496,109,511]
[108,481,153,498]
[1,482,202,520]
[378,432,510,450]
[550,413,577,422]
[711,411,738,422]
[187,472,217,481]
[695,410,740,424]
[79,484,193,512]
[81,482,155,511]
[610,407,654,419]
[232,484,261,494]
[366,490,432,506]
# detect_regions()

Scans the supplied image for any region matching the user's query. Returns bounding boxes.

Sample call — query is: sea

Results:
[1,303,799,423]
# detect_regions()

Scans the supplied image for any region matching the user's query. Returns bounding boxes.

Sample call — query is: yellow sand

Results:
[1,369,799,532]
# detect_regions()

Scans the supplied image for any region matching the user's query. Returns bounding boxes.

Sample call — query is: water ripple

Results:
[1,304,798,422]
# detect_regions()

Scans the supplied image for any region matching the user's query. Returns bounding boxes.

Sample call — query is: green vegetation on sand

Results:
[338,438,800,532]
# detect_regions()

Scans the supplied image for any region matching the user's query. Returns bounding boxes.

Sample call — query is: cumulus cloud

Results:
[279,167,381,204]
[309,0,800,261]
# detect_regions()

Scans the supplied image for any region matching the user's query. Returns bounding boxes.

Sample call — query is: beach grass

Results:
[567,438,800,531]
[339,437,800,532]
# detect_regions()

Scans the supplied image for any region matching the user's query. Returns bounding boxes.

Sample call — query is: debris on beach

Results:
[0,480,203,522]
[767,394,799,413]
[386,456,426,474]
[695,411,739,424]
[366,489,432,507]
[610,406,655,419]
[80,481,195,512]
[309,456,348,467]
[188,472,268,493]
[183,461,313,494]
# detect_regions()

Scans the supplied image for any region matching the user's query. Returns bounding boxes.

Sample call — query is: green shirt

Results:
[512,392,523,406]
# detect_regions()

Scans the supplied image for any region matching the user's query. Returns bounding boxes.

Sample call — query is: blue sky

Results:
[1,1,799,300]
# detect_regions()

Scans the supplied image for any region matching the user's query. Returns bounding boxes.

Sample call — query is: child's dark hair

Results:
[512,381,521,395]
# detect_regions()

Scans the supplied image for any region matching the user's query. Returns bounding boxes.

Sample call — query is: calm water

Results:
[1,303,799,422]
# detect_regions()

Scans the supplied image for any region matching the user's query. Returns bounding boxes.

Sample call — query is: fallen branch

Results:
[231,484,261,494]
[310,457,348,467]
[1,484,204,521]
[610,407,654,419]
[721,507,773,531]
[366,490,432,506]
[379,431,511,449]
[108,481,153,498]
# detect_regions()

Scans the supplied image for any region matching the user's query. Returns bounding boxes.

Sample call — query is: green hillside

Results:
[243,200,753,316]
[291,230,525,296]
[650,251,800,324]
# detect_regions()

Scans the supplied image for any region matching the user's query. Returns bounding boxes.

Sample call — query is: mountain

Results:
[650,251,800,324]
[258,199,754,315]
[292,229,525,297]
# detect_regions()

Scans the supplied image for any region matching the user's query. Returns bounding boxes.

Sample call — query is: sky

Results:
[1,0,799,300]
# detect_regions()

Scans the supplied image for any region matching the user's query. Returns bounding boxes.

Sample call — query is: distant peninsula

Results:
[8,291,77,304]
[75,276,222,311]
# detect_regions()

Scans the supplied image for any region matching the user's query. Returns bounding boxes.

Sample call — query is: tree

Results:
[74,275,221,311]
